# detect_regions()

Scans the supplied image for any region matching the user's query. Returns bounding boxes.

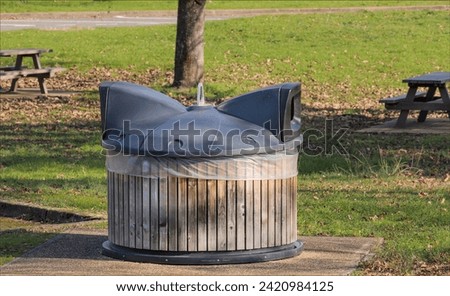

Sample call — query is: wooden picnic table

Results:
[380,72,450,127]
[0,48,64,95]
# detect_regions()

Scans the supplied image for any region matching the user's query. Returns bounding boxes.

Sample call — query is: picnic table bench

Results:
[0,48,65,95]
[379,72,450,126]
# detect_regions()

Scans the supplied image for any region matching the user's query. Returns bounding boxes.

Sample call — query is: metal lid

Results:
[100,81,301,157]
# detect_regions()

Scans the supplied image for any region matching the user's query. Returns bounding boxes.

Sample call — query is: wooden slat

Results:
[0,66,26,71]
[379,91,427,104]
[281,178,287,245]
[236,179,246,250]
[268,179,275,247]
[142,177,150,249]
[0,48,52,57]
[253,178,261,249]
[168,176,178,251]
[108,171,114,243]
[285,178,291,245]
[197,162,208,252]
[128,175,136,249]
[0,68,65,80]
[292,176,298,242]
[207,172,217,251]
[177,178,188,251]
[245,178,254,250]
[384,99,450,111]
[217,178,227,251]
[123,175,129,247]
[135,177,143,249]
[187,178,198,251]
[403,72,450,85]
[150,177,159,250]
[227,180,236,251]
[0,70,21,80]
[275,179,282,246]
[113,173,120,245]
[260,177,268,248]
[118,174,124,246]
[21,68,64,77]
[159,176,168,251]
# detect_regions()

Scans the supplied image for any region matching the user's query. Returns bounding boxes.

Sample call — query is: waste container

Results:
[100,81,303,264]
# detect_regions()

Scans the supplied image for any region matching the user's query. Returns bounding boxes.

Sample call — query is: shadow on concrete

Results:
[18,232,108,260]
[0,201,101,224]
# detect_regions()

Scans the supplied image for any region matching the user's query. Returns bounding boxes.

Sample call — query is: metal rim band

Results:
[102,240,303,265]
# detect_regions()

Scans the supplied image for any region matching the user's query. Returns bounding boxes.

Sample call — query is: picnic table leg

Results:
[32,54,48,95]
[417,111,428,122]
[396,110,409,127]
[10,56,23,92]
[395,86,417,127]
[38,78,48,95]
[418,86,437,123]
[438,85,450,119]
[31,54,42,69]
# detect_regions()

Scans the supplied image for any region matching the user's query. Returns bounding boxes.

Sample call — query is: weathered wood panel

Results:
[292,176,298,243]
[206,163,217,251]
[187,178,198,251]
[245,176,254,250]
[134,177,142,249]
[284,179,293,244]
[168,176,178,251]
[118,174,124,246]
[113,173,119,245]
[226,180,236,251]
[217,179,227,251]
[275,179,282,246]
[260,178,268,249]
[108,171,114,243]
[128,175,136,249]
[177,178,188,251]
[197,173,208,251]
[236,180,246,250]
[107,171,298,252]
[150,177,159,250]
[268,179,275,248]
[142,177,151,250]
[159,176,168,251]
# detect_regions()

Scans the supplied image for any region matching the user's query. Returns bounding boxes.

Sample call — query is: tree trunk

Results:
[173,0,206,88]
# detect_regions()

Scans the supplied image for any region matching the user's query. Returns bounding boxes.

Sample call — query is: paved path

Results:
[0,15,228,31]
[0,227,382,276]
[1,5,448,31]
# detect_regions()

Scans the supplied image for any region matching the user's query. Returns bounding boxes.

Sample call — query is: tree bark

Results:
[173,0,206,88]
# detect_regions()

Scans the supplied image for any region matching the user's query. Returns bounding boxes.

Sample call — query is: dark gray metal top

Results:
[99,81,302,157]
[402,72,450,85]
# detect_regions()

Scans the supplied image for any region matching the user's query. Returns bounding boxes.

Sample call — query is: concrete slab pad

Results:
[0,228,383,276]
[357,118,450,134]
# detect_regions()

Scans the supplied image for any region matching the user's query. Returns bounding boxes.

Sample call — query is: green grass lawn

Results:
[0,229,55,265]
[298,134,450,274]
[1,8,449,274]
[1,10,449,101]
[1,0,447,13]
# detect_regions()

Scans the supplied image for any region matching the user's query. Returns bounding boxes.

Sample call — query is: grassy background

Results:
[0,7,449,274]
[0,0,447,13]
[1,10,449,101]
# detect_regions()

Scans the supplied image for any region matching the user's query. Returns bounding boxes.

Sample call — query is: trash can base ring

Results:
[102,240,303,265]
